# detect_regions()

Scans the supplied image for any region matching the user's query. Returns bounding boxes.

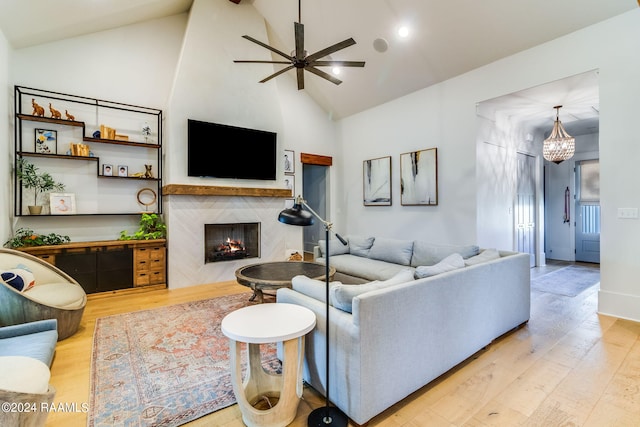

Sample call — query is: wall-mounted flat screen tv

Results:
[187,119,277,180]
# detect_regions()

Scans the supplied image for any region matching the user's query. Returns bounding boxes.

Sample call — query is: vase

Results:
[28,205,43,215]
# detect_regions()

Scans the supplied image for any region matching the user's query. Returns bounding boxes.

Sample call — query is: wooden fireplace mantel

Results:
[162,184,292,198]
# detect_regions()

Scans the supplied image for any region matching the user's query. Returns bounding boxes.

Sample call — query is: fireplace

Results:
[205,222,260,263]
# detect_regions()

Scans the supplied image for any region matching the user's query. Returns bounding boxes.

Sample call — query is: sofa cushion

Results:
[26,282,85,309]
[330,269,414,313]
[367,237,414,266]
[410,241,480,267]
[318,239,350,257]
[317,254,415,281]
[464,248,501,266]
[0,330,58,366]
[0,356,51,394]
[414,253,465,278]
[291,275,341,304]
[347,235,375,257]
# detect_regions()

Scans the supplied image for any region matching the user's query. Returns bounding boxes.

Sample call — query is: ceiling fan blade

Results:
[241,35,293,61]
[306,38,356,62]
[234,60,293,64]
[259,65,295,83]
[297,68,304,90]
[294,22,305,60]
[309,60,366,67]
[305,66,343,85]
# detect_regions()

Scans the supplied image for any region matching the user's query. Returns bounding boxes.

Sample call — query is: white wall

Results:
[0,28,10,243]
[164,0,339,256]
[338,9,640,321]
[165,0,339,190]
[8,14,188,241]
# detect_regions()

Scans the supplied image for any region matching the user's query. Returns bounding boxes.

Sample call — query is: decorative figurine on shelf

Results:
[31,99,45,116]
[65,110,75,121]
[49,103,62,119]
[142,122,151,143]
[92,130,101,138]
[144,164,153,179]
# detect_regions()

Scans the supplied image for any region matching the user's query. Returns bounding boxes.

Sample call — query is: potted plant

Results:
[119,213,167,240]
[16,158,65,215]
[3,227,70,249]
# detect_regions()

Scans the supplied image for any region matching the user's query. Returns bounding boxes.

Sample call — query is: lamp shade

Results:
[278,202,314,226]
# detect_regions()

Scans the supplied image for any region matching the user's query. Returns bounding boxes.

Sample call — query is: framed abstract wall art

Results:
[400,148,438,206]
[363,156,392,206]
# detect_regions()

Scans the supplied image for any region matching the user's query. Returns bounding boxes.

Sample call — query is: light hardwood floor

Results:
[46,262,640,426]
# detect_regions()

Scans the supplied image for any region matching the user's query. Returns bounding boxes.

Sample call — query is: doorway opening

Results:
[302,164,329,255]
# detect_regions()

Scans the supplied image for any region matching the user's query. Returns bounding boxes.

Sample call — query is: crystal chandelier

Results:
[543,105,575,164]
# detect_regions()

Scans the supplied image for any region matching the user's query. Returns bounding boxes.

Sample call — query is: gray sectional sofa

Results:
[277,236,530,425]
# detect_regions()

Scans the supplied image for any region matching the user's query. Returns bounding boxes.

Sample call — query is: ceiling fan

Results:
[234,0,365,90]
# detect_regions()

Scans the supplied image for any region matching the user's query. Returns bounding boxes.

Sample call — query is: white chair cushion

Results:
[26,282,85,309]
[0,356,50,394]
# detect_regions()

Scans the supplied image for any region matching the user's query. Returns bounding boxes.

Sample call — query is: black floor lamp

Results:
[278,195,348,427]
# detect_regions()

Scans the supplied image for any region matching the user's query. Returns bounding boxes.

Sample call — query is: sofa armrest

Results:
[0,319,58,339]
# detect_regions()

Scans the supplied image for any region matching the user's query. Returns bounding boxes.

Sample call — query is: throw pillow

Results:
[347,235,375,257]
[291,275,341,304]
[464,248,501,266]
[410,241,480,266]
[330,269,414,313]
[1,267,36,292]
[317,238,350,257]
[367,237,414,266]
[414,253,465,279]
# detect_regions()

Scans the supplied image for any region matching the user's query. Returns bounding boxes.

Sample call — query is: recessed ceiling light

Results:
[398,26,409,38]
[332,67,341,75]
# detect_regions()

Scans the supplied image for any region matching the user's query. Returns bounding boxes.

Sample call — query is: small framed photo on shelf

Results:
[103,164,113,176]
[284,150,295,174]
[50,193,76,215]
[284,176,295,198]
[35,129,57,154]
[117,165,128,177]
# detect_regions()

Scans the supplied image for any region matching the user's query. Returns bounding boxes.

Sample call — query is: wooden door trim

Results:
[301,153,332,166]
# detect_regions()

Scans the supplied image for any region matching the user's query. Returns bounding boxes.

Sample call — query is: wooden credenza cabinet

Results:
[17,239,167,294]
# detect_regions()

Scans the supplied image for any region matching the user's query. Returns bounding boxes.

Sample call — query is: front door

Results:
[516,153,536,267]
[575,159,600,263]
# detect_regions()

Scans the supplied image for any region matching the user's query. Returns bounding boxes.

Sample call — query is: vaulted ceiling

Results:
[1,0,636,125]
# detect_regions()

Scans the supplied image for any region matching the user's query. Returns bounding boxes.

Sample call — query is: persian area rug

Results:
[531,265,600,297]
[88,292,280,427]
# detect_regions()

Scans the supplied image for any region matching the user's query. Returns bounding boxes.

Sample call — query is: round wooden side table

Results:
[221,303,316,427]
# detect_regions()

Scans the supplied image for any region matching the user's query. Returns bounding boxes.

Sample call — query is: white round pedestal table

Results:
[221,303,316,427]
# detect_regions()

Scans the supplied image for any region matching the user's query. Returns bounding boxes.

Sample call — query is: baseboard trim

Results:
[598,289,640,322]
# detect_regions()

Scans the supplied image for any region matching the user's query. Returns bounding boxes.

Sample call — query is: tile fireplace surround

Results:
[162,185,298,289]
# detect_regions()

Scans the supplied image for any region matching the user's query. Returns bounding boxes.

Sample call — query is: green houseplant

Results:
[119,213,167,240]
[16,158,65,215]
[4,228,70,249]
